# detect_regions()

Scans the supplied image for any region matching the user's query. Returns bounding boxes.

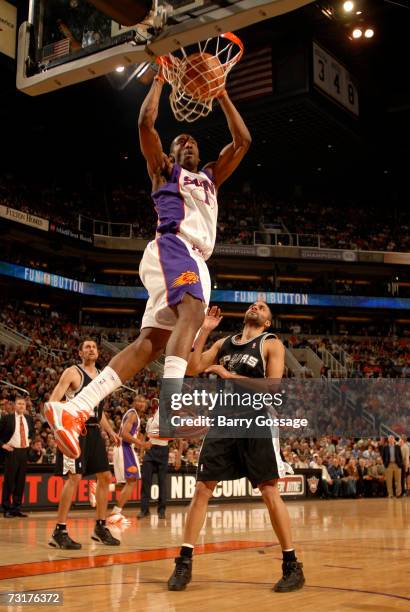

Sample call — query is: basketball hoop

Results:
[157,32,244,123]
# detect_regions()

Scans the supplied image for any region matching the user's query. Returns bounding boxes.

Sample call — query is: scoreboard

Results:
[313,41,359,116]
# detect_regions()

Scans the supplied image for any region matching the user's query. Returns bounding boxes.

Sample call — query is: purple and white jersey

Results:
[114,408,141,482]
[153,163,218,261]
[120,408,140,444]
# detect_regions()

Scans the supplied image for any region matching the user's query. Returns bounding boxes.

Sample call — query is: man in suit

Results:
[380,435,403,498]
[138,404,170,520]
[399,435,409,496]
[0,397,34,517]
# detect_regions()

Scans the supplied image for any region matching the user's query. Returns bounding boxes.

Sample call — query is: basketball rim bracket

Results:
[17,0,313,96]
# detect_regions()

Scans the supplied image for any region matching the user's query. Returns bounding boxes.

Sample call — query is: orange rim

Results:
[221,31,244,60]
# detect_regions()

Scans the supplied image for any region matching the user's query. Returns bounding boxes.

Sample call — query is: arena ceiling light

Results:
[343,1,354,12]
[364,28,375,38]
[352,27,363,38]
[115,66,125,73]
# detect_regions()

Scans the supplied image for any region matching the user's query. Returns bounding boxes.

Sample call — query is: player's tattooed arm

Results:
[138,71,166,181]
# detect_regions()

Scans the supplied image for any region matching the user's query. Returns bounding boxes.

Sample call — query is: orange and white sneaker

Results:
[43,401,88,459]
[107,512,130,527]
[89,481,97,508]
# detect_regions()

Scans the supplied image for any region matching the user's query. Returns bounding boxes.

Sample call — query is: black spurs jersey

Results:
[66,364,103,423]
[217,332,278,378]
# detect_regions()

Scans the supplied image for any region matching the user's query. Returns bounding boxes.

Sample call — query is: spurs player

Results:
[167,303,305,593]
[49,339,121,548]
[43,65,251,459]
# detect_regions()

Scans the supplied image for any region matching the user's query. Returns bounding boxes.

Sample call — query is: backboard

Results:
[17,0,313,96]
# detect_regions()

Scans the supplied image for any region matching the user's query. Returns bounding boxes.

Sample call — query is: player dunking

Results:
[43,66,251,459]
[167,302,305,592]
[49,339,121,548]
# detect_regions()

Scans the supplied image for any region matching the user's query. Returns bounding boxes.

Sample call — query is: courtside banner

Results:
[158,379,410,439]
[0,205,49,231]
[212,290,410,310]
[0,471,313,511]
[0,261,148,298]
[49,221,93,245]
[1,261,410,310]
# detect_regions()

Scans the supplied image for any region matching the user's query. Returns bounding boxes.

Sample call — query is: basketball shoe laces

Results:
[71,410,87,437]
[175,558,190,576]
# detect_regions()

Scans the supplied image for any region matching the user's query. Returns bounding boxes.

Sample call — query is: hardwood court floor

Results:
[0,498,409,611]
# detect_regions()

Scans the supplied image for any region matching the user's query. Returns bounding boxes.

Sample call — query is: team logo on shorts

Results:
[172,271,200,287]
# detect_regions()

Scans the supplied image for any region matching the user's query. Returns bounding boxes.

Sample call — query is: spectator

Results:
[0,397,34,517]
[380,436,403,498]
[316,456,332,499]
[327,457,343,498]
[27,439,45,464]
[399,435,410,496]
[340,457,357,497]
[367,457,386,497]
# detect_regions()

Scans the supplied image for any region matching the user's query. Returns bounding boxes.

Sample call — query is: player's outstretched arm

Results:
[138,73,165,180]
[186,306,224,375]
[204,91,251,188]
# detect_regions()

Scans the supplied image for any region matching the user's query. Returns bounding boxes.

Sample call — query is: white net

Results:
[158,32,243,123]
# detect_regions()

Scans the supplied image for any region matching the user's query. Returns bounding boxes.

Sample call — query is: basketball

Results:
[181,52,226,101]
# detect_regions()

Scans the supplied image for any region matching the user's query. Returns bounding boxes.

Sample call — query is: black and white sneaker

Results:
[273,561,305,592]
[91,524,120,546]
[167,556,192,591]
[49,529,82,550]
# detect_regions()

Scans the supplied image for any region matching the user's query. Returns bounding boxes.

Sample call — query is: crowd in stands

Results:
[1,387,408,499]
[287,335,410,378]
[1,300,409,486]
[2,174,409,252]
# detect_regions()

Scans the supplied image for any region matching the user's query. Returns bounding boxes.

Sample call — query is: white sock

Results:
[108,484,116,493]
[112,505,122,514]
[164,356,187,378]
[70,366,122,416]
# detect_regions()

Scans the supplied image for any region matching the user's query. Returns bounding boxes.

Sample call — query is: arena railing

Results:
[253,231,321,247]
[77,216,323,248]
[78,215,133,239]
[0,380,30,396]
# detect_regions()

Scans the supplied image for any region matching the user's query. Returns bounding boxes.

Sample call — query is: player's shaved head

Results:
[244,301,272,329]
[170,134,200,171]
